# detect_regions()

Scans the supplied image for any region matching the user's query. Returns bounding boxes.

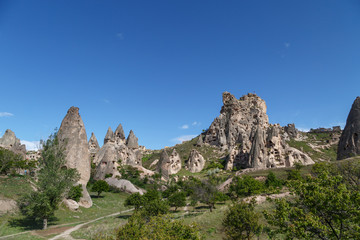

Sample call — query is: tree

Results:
[92,180,109,197]
[115,212,204,240]
[229,175,264,199]
[190,179,222,212]
[168,191,186,211]
[67,185,83,202]
[223,199,262,240]
[17,133,79,229]
[264,168,360,239]
[124,192,144,211]
[142,199,170,218]
[265,171,283,189]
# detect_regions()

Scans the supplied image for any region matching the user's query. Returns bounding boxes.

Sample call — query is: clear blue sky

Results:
[1,0,359,150]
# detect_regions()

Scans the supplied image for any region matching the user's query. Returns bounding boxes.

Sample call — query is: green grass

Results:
[0,176,32,200]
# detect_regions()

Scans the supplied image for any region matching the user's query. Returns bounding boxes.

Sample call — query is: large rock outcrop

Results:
[105,178,144,195]
[158,150,171,180]
[186,149,205,173]
[0,129,26,156]
[88,132,100,160]
[169,149,182,174]
[58,107,92,208]
[337,97,360,160]
[203,92,314,170]
[94,125,143,180]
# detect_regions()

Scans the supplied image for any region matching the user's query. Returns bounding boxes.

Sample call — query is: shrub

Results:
[229,175,265,198]
[67,185,83,202]
[92,180,109,197]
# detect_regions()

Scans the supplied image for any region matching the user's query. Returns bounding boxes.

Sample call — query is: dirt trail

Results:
[49,208,134,240]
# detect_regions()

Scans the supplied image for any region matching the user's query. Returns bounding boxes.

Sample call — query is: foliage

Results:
[116,212,204,240]
[0,147,36,175]
[67,184,83,202]
[190,179,223,212]
[142,199,170,218]
[124,192,144,211]
[223,199,262,240]
[117,165,148,188]
[17,133,80,229]
[168,191,186,211]
[229,175,265,198]
[265,171,283,189]
[92,180,110,197]
[264,166,360,239]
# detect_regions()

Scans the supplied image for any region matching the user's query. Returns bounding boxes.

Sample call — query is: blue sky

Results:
[0,0,359,150]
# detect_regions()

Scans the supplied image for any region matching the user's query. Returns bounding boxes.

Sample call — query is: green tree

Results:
[142,199,170,218]
[92,180,109,197]
[190,179,222,212]
[168,191,186,211]
[124,192,144,211]
[223,199,262,240]
[67,185,83,202]
[265,171,283,189]
[17,133,79,229]
[0,147,26,175]
[116,212,204,240]
[229,175,264,198]
[264,169,360,239]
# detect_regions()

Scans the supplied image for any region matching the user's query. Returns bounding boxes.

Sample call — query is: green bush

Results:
[229,175,265,198]
[91,180,109,197]
[67,185,83,202]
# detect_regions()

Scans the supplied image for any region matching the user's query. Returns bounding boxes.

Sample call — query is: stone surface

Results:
[126,130,139,149]
[63,199,80,211]
[338,97,360,160]
[186,149,205,173]
[196,134,204,146]
[0,129,26,157]
[203,92,314,170]
[158,150,171,180]
[88,132,100,159]
[94,142,121,180]
[169,149,182,174]
[58,106,92,208]
[104,127,115,144]
[105,178,144,195]
[115,124,126,143]
[0,199,17,214]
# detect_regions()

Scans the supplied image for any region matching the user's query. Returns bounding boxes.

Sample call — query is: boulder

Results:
[285,147,314,167]
[0,199,17,214]
[58,106,92,208]
[126,130,139,149]
[338,97,360,160]
[186,149,205,173]
[63,199,80,211]
[105,178,144,195]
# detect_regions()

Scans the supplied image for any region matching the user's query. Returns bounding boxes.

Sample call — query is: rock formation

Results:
[94,125,143,180]
[158,150,171,180]
[196,134,204,146]
[88,132,100,160]
[0,129,26,156]
[169,149,182,174]
[126,130,139,149]
[105,178,144,195]
[337,97,360,160]
[203,92,314,170]
[186,149,205,173]
[57,106,92,208]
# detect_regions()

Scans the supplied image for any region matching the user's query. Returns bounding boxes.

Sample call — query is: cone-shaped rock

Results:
[196,134,203,146]
[88,132,100,160]
[58,106,92,208]
[158,150,171,180]
[104,127,115,144]
[126,130,139,149]
[186,149,205,173]
[338,97,360,160]
[169,149,182,174]
[115,124,126,140]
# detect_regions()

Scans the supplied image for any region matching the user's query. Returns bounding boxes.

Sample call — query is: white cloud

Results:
[116,33,124,40]
[171,135,197,143]
[180,124,189,129]
[192,121,201,126]
[0,112,14,117]
[21,140,41,151]
[297,128,310,132]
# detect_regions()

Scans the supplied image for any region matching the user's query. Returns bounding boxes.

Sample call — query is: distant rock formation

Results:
[337,97,360,160]
[158,150,171,180]
[203,92,314,170]
[94,125,143,180]
[0,129,26,157]
[126,130,139,149]
[196,134,204,146]
[186,149,205,173]
[105,178,144,195]
[169,149,182,174]
[88,132,100,159]
[58,107,92,208]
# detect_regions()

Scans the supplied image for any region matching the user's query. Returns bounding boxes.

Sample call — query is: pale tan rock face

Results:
[186,149,205,173]
[204,92,314,170]
[169,149,182,174]
[94,142,121,180]
[0,129,26,157]
[88,132,100,159]
[58,106,92,208]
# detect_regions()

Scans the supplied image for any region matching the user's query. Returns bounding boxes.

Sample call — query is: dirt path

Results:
[0,209,133,240]
[49,208,134,240]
